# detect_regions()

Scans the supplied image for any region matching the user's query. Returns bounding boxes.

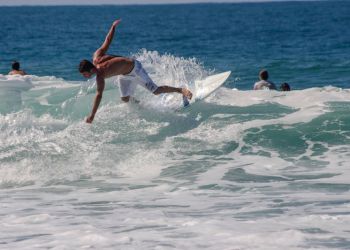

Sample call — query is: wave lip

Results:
[0,74,33,91]
[0,75,34,114]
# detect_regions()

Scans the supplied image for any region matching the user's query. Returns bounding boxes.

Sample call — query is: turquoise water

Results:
[1,2,350,250]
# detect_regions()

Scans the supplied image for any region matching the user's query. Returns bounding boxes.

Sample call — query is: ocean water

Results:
[1,2,350,250]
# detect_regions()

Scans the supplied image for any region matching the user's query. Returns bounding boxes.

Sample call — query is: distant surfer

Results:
[280,82,291,91]
[79,19,192,124]
[8,61,26,76]
[253,70,276,90]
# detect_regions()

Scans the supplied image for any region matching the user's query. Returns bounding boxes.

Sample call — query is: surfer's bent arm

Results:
[86,76,105,123]
[94,19,121,60]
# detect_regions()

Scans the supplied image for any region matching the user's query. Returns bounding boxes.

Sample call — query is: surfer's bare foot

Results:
[182,88,192,100]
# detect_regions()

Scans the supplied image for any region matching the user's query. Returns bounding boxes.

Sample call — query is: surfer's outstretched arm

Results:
[94,19,121,60]
[86,76,105,123]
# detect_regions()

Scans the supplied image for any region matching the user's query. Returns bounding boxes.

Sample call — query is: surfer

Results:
[253,70,277,90]
[79,19,192,124]
[280,82,291,91]
[8,61,26,76]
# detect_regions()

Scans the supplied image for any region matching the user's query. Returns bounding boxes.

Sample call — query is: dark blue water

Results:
[0,1,349,89]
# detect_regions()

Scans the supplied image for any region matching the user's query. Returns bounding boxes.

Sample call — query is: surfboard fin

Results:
[182,95,190,107]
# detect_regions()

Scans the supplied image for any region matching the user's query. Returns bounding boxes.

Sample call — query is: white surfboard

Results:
[182,71,231,108]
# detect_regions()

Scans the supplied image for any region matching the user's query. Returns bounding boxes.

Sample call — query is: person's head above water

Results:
[280,82,291,91]
[12,61,20,71]
[259,69,269,80]
[79,60,96,78]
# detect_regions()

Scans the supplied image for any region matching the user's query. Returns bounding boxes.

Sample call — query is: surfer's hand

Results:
[182,88,193,100]
[86,115,94,124]
[112,19,121,27]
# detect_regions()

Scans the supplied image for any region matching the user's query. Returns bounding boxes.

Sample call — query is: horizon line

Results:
[0,0,330,7]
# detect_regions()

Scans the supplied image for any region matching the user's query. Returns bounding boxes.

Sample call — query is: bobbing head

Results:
[280,83,291,91]
[12,61,20,70]
[259,70,269,80]
[79,60,95,78]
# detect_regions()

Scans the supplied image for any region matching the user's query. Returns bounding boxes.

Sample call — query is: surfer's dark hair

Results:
[259,70,269,80]
[280,82,291,91]
[79,60,94,73]
[12,61,20,70]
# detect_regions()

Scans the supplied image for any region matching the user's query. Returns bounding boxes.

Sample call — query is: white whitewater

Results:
[1,51,350,250]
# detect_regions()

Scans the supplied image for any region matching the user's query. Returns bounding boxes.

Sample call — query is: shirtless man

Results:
[9,61,26,76]
[253,70,277,90]
[79,19,192,124]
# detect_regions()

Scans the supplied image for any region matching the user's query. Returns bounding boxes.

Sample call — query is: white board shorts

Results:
[118,60,159,97]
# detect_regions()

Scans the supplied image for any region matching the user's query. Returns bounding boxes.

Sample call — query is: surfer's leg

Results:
[153,86,181,94]
[154,86,192,100]
[120,96,140,103]
[118,76,136,103]
[133,60,192,99]
[133,62,159,93]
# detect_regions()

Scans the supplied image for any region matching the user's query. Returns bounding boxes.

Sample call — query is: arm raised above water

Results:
[93,19,122,61]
